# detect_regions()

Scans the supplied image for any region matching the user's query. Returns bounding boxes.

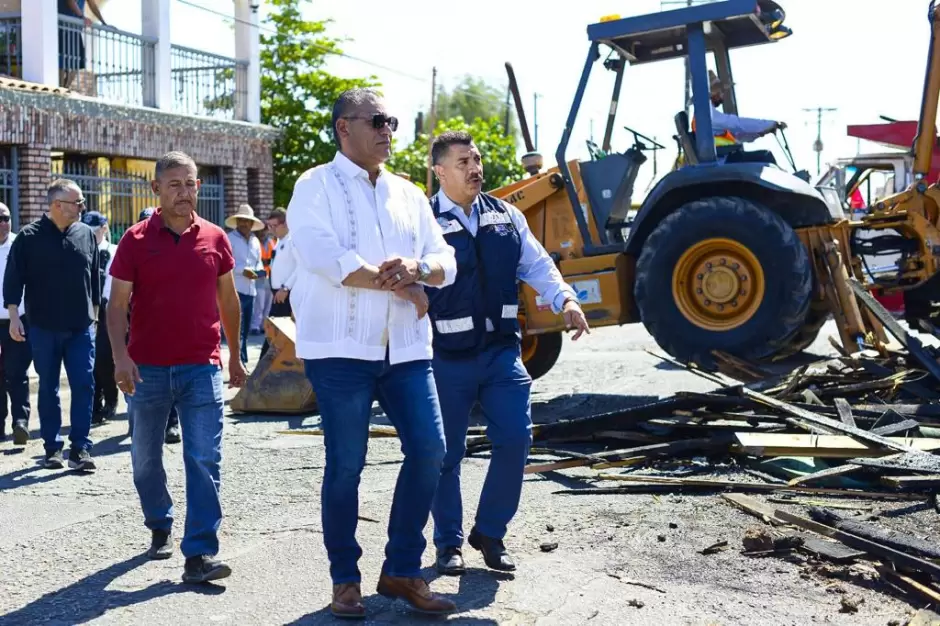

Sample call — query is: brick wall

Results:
[0,90,277,170]
[223,167,249,219]
[247,166,275,218]
[18,145,51,224]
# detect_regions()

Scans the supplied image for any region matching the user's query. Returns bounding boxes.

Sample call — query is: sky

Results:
[104,0,934,201]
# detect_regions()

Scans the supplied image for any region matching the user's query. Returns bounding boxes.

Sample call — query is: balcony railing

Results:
[0,15,249,122]
[171,45,248,121]
[0,14,22,79]
[58,15,156,107]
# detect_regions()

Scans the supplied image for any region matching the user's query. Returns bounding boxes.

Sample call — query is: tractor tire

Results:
[769,299,830,361]
[521,331,563,381]
[634,196,813,369]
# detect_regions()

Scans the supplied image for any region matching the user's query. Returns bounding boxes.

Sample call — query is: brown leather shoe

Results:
[331,583,366,619]
[376,573,456,614]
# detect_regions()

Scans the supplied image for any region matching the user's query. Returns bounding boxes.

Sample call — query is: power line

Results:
[173,0,507,108]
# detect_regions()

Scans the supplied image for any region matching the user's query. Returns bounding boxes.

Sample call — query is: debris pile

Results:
[493,292,940,611]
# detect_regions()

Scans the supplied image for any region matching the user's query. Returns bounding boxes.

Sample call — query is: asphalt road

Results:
[0,323,929,625]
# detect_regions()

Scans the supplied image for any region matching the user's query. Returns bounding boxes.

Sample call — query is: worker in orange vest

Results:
[250,226,278,335]
[691,70,784,164]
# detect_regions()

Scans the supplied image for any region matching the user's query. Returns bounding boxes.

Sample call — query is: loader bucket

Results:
[229,316,318,415]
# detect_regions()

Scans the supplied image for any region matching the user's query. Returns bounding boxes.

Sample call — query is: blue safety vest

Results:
[427,192,523,357]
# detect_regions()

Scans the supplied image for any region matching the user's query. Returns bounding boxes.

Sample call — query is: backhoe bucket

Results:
[229,316,318,414]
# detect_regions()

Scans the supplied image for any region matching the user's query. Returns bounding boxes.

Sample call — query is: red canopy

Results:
[845,121,940,183]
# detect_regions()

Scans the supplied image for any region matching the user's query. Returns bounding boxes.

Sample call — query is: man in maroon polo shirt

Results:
[106,150,248,584]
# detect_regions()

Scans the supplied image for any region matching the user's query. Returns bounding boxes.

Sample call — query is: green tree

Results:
[421,75,519,143]
[387,116,525,196]
[261,0,380,206]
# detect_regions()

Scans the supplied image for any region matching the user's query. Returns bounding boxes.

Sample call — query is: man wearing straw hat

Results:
[225,204,265,365]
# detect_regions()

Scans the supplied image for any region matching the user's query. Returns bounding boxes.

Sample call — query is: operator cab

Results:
[555,0,802,255]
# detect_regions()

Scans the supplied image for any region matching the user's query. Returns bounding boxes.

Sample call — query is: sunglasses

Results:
[344,114,398,132]
[0,215,9,223]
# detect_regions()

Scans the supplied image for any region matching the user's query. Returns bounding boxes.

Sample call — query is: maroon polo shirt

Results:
[109,208,235,366]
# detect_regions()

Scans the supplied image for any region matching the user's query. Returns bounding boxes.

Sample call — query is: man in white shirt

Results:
[224,204,265,365]
[82,211,119,425]
[0,202,31,445]
[260,207,294,359]
[286,87,458,619]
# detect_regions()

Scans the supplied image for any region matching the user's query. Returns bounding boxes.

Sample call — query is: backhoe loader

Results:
[231,0,940,414]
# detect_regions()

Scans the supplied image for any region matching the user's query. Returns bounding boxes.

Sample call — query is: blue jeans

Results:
[431,343,533,548]
[304,356,446,584]
[129,364,224,558]
[237,292,253,364]
[29,324,96,453]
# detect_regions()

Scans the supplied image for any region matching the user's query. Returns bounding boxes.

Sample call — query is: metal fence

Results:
[52,158,225,241]
[58,15,157,108]
[171,44,247,120]
[0,147,18,231]
[0,14,21,79]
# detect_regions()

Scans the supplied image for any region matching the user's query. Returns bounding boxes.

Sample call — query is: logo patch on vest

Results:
[480,212,512,227]
[436,217,464,235]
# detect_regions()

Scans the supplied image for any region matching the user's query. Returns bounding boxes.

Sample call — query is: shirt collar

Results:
[436,191,479,217]
[147,208,201,235]
[332,151,385,182]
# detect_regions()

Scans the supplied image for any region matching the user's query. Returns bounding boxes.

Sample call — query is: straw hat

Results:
[224,204,265,231]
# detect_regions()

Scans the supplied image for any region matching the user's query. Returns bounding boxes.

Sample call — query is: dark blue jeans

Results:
[237,292,253,364]
[431,343,533,548]
[303,356,446,584]
[129,364,224,558]
[29,324,96,453]
[0,317,33,430]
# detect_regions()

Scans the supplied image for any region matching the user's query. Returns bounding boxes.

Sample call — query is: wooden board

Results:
[733,433,940,458]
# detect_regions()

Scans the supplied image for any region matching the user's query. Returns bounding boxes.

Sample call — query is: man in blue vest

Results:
[424,131,590,575]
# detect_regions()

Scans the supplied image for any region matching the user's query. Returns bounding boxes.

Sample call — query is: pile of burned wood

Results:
[479,292,940,610]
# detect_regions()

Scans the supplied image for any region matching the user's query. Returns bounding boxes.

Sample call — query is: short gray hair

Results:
[331,87,383,148]
[47,178,81,205]
[155,151,197,179]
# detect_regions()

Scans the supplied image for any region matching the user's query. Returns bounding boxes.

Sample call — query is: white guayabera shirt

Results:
[286,151,457,364]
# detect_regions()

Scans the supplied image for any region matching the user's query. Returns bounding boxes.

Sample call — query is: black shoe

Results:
[12,421,28,446]
[468,527,516,571]
[147,529,174,560]
[68,448,97,472]
[436,546,466,576]
[165,423,181,444]
[43,449,64,469]
[91,411,106,426]
[182,555,232,584]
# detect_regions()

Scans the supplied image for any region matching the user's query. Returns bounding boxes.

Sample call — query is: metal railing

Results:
[51,158,226,240]
[171,45,247,120]
[57,15,156,107]
[0,148,19,231]
[0,15,21,79]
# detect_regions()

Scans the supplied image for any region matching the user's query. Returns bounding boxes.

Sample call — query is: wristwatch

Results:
[417,261,431,282]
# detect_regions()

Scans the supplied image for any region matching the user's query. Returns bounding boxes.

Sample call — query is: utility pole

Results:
[804,106,837,176]
[426,67,437,198]
[533,92,541,150]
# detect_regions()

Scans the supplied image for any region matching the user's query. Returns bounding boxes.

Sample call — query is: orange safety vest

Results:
[691,116,738,147]
[260,236,277,274]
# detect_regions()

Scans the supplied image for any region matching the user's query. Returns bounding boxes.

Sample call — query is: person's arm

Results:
[710,105,778,142]
[375,191,457,290]
[286,174,385,289]
[253,238,266,277]
[281,238,299,290]
[89,235,101,317]
[85,0,108,25]
[217,270,242,360]
[107,278,133,362]
[3,234,26,340]
[508,206,578,313]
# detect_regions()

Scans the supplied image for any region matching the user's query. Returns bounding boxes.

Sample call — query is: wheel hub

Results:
[672,238,765,331]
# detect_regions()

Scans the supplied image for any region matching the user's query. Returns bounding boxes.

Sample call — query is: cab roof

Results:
[587,0,788,65]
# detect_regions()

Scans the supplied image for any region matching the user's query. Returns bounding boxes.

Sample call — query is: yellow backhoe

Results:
[232,0,940,414]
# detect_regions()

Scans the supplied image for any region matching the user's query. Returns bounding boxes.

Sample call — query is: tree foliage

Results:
[420,75,519,144]
[387,116,525,196]
[261,0,379,207]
